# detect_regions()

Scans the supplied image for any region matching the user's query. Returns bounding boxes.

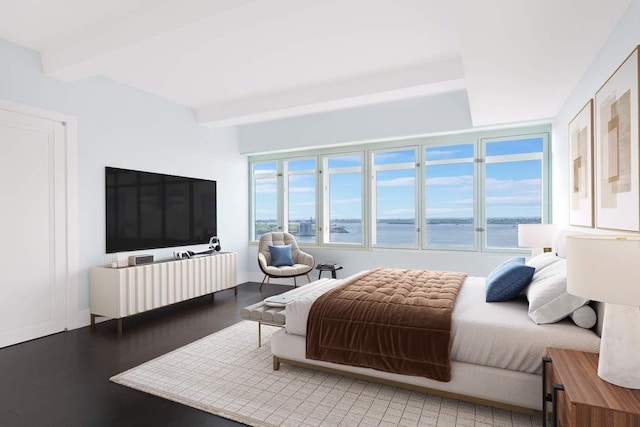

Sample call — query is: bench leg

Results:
[273,356,280,371]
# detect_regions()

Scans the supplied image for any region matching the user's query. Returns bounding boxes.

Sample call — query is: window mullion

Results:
[277,161,284,232]
[477,141,485,252]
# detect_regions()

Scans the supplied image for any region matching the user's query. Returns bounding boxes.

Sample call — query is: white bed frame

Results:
[270,329,541,414]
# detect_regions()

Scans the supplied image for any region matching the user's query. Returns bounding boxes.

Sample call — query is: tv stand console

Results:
[90,252,237,336]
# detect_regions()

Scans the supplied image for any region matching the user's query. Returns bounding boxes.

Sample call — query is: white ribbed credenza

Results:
[90,252,237,335]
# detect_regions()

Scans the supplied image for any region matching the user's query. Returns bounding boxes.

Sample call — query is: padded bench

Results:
[240,301,286,347]
[241,278,340,346]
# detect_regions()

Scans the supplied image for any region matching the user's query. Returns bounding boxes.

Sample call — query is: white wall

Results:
[552,0,638,226]
[0,38,248,327]
[238,91,472,154]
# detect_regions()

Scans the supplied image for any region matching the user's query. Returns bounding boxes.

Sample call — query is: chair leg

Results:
[306,273,311,283]
[262,276,270,294]
[259,275,267,291]
[294,276,297,288]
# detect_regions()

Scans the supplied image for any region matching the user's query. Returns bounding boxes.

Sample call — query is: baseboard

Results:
[68,308,91,330]
[237,271,249,285]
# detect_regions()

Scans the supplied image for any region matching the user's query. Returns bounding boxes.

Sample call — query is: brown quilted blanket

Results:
[306,267,466,382]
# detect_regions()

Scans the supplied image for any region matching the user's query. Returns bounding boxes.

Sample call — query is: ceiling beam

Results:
[40,0,258,81]
[197,58,465,127]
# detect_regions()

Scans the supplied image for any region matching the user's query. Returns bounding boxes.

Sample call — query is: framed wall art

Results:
[569,100,594,227]
[594,46,640,232]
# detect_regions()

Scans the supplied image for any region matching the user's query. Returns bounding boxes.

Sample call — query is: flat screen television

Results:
[106,167,217,253]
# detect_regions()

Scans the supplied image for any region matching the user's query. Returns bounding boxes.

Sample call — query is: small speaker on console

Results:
[209,236,221,252]
[129,254,154,266]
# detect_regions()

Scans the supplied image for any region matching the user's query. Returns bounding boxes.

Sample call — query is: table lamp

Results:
[517,224,557,254]
[567,235,640,389]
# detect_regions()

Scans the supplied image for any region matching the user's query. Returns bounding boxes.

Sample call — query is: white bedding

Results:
[285,273,601,374]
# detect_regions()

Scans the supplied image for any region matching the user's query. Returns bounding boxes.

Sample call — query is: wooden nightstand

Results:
[543,348,640,427]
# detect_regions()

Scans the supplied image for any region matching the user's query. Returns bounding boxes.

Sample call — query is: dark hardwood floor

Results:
[0,282,290,427]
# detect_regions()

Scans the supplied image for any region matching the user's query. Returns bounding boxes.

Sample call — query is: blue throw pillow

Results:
[269,244,294,267]
[485,257,535,302]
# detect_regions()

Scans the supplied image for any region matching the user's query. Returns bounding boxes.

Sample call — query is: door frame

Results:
[0,99,80,330]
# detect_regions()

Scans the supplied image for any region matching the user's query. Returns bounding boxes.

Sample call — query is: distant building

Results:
[299,218,313,236]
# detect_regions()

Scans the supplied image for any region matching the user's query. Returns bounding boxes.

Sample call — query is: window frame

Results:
[283,156,319,245]
[422,140,479,252]
[248,126,551,255]
[479,132,550,253]
[320,151,366,248]
[249,160,281,241]
[369,146,420,249]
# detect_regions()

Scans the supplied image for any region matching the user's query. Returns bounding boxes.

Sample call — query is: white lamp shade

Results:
[567,235,640,306]
[517,224,557,248]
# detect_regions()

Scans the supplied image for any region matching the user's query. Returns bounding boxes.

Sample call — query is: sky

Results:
[254,137,543,221]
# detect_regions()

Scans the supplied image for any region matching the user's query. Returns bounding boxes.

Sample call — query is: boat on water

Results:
[330,224,349,233]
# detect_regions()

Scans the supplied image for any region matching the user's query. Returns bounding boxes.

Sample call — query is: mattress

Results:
[286,275,601,374]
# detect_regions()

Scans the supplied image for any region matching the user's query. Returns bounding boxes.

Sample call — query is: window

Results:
[371,148,418,248]
[322,154,363,245]
[483,136,546,250]
[424,143,475,249]
[285,158,317,244]
[251,161,279,240]
[249,128,549,253]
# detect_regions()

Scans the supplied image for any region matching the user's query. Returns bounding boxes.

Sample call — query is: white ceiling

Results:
[0,0,631,127]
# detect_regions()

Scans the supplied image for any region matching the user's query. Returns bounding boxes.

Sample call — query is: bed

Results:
[268,261,601,413]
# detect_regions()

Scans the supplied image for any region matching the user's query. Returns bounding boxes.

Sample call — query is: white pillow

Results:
[570,305,597,329]
[525,257,589,324]
[526,252,563,272]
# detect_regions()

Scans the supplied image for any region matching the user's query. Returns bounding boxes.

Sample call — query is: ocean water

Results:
[293,222,521,248]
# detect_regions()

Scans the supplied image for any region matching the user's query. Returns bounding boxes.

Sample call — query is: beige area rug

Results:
[111,321,542,427]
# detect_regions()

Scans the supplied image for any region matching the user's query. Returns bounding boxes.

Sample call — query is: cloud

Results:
[425,175,474,187]
[374,151,414,163]
[425,207,473,216]
[254,168,277,175]
[287,174,315,183]
[380,208,415,217]
[377,177,415,187]
[288,186,315,193]
[292,201,315,207]
[426,149,468,160]
[332,198,361,205]
[487,194,541,205]
[486,178,541,191]
[255,181,277,193]
[452,198,474,205]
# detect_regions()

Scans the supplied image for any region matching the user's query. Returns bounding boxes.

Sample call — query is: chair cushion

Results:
[263,264,313,277]
[259,232,303,264]
[269,244,294,267]
[485,257,535,302]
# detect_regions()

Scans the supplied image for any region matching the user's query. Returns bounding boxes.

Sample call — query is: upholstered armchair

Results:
[258,232,314,292]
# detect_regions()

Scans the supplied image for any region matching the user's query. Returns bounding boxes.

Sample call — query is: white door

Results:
[0,108,67,348]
